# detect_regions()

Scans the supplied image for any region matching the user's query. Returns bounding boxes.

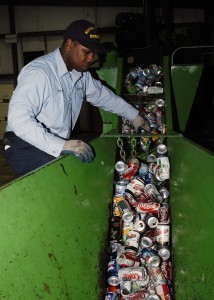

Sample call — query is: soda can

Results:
[147,154,157,163]
[157,246,171,261]
[117,253,141,267]
[159,187,170,200]
[141,248,161,268]
[146,214,159,229]
[137,192,148,203]
[161,260,173,284]
[112,196,122,217]
[124,230,140,255]
[115,180,127,197]
[115,197,134,222]
[136,202,160,214]
[107,259,120,286]
[155,99,165,108]
[157,143,167,156]
[133,219,147,234]
[131,280,150,293]
[158,202,170,224]
[139,162,149,175]
[115,161,128,175]
[122,221,134,242]
[125,177,145,199]
[147,266,167,284]
[110,242,124,260]
[125,192,138,208]
[110,216,121,241]
[120,281,132,297]
[118,266,148,282]
[105,292,119,300]
[107,284,120,293]
[155,281,172,300]
[140,229,156,248]
[155,157,170,182]
[156,224,170,246]
[144,183,163,203]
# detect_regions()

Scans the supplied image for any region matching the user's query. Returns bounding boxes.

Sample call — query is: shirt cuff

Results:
[46,137,65,158]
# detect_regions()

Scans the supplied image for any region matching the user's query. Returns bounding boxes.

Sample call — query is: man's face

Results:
[66,40,96,72]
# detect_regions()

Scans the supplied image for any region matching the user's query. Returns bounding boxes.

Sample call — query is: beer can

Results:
[117,253,140,267]
[141,248,161,267]
[107,259,119,286]
[124,230,140,255]
[118,266,148,282]
[122,221,134,242]
[136,202,160,214]
[114,197,133,222]
[156,224,170,246]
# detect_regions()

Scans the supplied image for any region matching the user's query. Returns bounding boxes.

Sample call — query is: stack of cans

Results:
[105,143,172,300]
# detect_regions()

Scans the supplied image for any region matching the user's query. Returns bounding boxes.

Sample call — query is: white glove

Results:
[61,140,94,163]
[132,114,151,133]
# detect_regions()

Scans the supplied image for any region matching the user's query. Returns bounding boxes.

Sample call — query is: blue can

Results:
[107,259,119,286]
[105,292,119,300]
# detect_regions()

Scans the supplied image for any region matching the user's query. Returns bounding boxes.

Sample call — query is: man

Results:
[3,19,150,176]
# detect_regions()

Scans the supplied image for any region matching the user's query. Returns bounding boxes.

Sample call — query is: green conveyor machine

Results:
[0,57,213,300]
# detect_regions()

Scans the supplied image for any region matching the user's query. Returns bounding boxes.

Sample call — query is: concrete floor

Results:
[0,139,17,187]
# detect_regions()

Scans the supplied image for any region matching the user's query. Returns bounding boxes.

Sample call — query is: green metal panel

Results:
[0,137,117,299]
[168,137,214,299]
[171,65,203,132]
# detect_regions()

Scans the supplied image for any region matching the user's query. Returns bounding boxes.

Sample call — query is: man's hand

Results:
[132,114,151,133]
[61,140,94,163]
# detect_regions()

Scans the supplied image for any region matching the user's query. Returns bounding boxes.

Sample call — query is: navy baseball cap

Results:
[64,19,104,52]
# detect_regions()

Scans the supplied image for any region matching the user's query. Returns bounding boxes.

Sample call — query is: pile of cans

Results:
[124,65,163,95]
[105,142,172,300]
[121,98,166,135]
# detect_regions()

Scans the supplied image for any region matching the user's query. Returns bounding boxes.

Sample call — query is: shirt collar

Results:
[54,47,83,81]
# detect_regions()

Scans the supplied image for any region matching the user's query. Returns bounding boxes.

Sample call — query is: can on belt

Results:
[117,253,141,267]
[122,221,134,242]
[161,260,173,284]
[133,219,147,234]
[147,266,167,284]
[144,183,163,202]
[115,161,128,175]
[159,187,170,200]
[157,246,171,261]
[120,281,132,296]
[118,267,148,282]
[146,214,159,228]
[125,192,138,208]
[112,196,122,217]
[136,202,160,214]
[110,242,124,260]
[158,202,170,224]
[115,180,127,197]
[125,177,145,199]
[141,248,161,268]
[121,290,150,300]
[156,224,170,246]
[140,229,156,248]
[124,230,140,255]
[155,281,172,300]
[114,197,134,222]
[105,292,119,300]
[110,216,121,241]
[107,259,120,286]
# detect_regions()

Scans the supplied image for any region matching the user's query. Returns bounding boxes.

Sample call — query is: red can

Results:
[161,260,173,284]
[147,266,167,284]
[136,202,160,214]
[158,202,170,224]
[155,281,172,300]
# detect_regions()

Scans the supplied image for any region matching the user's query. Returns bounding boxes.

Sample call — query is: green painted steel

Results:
[0,137,117,300]
[168,137,214,299]
[171,65,203,132]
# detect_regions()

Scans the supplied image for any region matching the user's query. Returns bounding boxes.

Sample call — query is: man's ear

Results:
[66,38,74,50]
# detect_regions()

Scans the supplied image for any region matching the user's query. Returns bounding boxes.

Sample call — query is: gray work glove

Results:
[132,114,151,133]
[61,140,94,163]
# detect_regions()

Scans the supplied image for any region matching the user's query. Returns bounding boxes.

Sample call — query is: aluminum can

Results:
[161,260,173,284]
[125,177,145,199]
[131,279,150,292]
[147,154,157,163]
[137,202,160,214]
[157,246,171,261]
[156,224,170,246]
[155,281,172,300]
[144,183,163,203]
[155,157,170,182]
[118,266,148,282]
[115,180,127,196]
[110,216,121,241]
[115,160,128,175]
[120,281,132,297]
[125,192,138,208]
[140,229,156,248]
[112,196,122,217]
[141,248,160,267]
[133,219,147,234]
[138,192,148,203]
[159,187,170,200]
[157,143,167,156]
[115,197,133,222]
[122,221,134,242]
[107,284,120,293]
[155,98,165,108]
[158,202,170,224]
[147,266,167,284]
[117,253,140,267]
[121,290,150,300]
[146,214,159,229]
[124,230,140,255]
[139,162,149,175]
[107,259,119,286]
[110,242,124,260]
[105,292,119,300]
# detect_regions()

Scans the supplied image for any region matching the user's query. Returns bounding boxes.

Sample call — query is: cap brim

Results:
[79,40,107,53]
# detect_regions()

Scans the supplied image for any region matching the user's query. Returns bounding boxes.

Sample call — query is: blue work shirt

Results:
[6,47,139,157]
